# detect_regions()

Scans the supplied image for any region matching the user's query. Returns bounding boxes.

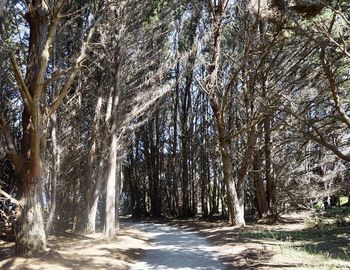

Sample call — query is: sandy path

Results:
[127,222,226,270]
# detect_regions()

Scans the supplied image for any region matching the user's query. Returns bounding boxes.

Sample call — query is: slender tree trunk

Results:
[172,62,180,216]
[45,115,59,236]
[104,132,117,238]
[253,149,269,219]
[153,116,161,217]
[235,127,257,224]
[211,167,218,215]
[116,157,123,230]
[85,160,104,234]
[264,116,276,214]
[82,94,103,234]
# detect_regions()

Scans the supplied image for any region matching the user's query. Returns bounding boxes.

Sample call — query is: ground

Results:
[0,209,349,270]
[127,222,225,270]
[165,209,350,269]
[0,227,149,270]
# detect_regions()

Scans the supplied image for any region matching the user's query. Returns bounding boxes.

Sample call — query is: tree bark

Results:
[85,160,104,234]
[45,115,59,236]
[214,110,245,226]
[264,116,276,214]
[104,132,117,238]
[15,2,50,255]
[236,126,257,223]
[253,149,269,219]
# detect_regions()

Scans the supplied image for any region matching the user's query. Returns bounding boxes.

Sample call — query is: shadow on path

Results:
[127,222,227,270]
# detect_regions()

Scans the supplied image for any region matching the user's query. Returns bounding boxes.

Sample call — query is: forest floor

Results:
[0,226,150,270]
[163,209,350,269]
[0,209,349,270]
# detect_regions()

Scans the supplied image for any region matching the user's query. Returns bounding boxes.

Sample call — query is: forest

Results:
[0,0,349,269]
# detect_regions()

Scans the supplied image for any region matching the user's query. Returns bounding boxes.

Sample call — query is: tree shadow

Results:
[0,228,147,270]
[155,217,349,269]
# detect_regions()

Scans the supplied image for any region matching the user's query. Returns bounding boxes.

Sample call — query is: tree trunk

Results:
[216,119,245,226]
[83,95,103,234]
[85,160,104,234]
[115,158,122,231]
[253,149,269,219]
[45,115,59,236]
[236,127,258,224]
[172,62,180,216]
[264,116,276,214]
[104,132,117,238]
[16,2,50,255]
[16,180,47,256]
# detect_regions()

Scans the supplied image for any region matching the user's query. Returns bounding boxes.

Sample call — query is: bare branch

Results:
[8,51,33,112]
[33,0,68,101]
[0,188,22,207]
[320,49,350,129]
[0,115,23,173]
[48,18,100,116]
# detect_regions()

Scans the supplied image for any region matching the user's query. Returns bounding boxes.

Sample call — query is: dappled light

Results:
[128,222,224,270]
[0,228,148,270]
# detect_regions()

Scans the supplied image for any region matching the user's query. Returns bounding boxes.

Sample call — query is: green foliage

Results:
[146,0,168,24]
[340,196,349,206]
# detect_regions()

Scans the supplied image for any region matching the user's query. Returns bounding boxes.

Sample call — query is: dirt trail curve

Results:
[126,222,227,270]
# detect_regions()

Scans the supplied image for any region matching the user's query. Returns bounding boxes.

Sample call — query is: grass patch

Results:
[241,209,350,269]
[340,196,349,206]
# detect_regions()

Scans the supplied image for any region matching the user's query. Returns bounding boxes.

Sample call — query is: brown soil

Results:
[0,226,150,270]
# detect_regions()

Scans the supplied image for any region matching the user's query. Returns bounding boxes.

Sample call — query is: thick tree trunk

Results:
[16,179,47,256]
[16,99,45,253]
[16,2,50,255]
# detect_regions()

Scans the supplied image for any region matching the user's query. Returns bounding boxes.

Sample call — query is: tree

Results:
[1,0,99,255]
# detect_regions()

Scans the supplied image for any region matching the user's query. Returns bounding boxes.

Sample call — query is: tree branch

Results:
[8,51,33,112]
[284,110,350,162]
[0,188,22,207]
[0,115,23,173]
[320,49,350,130]
[33,0,67,101]
[48,18,100,116]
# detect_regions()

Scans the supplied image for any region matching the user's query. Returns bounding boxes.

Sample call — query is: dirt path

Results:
[127,222,227,270]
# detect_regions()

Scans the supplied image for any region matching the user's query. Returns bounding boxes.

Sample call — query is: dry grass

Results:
[0,226,149,270]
